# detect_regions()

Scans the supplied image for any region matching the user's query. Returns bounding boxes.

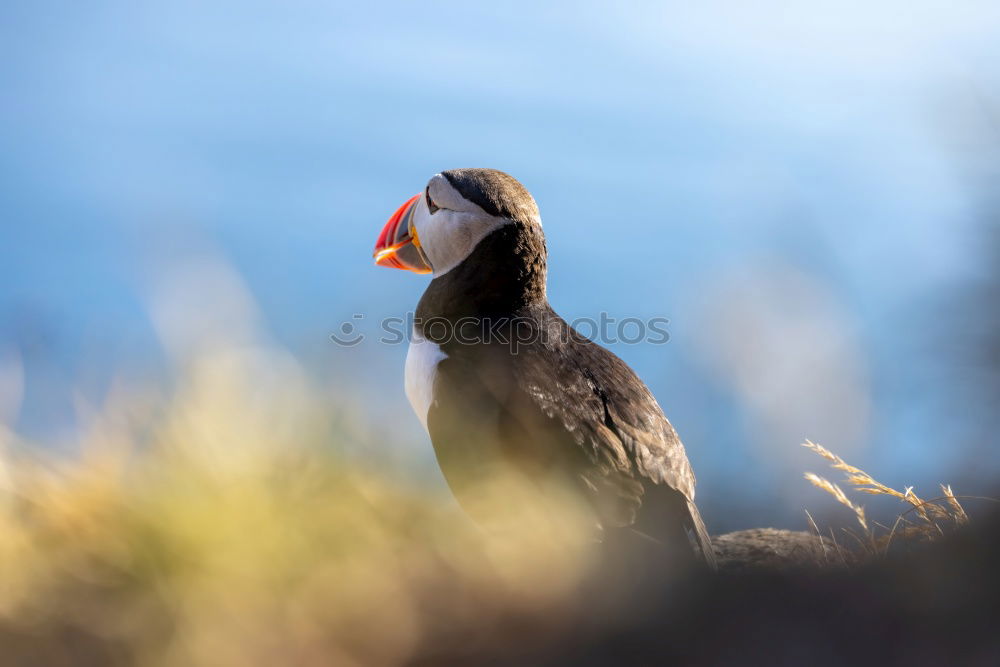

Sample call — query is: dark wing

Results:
[427,307,715,567]
[513,311,715,567]
[517,316,696,500]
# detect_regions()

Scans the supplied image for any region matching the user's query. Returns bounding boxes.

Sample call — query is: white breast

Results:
[404,330,447,431]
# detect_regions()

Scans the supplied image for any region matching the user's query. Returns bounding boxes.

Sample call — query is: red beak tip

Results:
[373,193,429,273]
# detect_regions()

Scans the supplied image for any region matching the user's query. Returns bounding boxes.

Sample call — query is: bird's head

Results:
[373,168,541,277]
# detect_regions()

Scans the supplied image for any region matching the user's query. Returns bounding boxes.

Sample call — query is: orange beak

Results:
[373,194,432,273]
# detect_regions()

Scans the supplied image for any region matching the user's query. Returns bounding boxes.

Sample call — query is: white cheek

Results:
[416,209,505,277]
[404,330,447,431]
[420,210,469,277]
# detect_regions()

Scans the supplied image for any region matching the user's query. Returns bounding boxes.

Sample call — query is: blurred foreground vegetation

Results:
[0,348,600,666]
[0,329,997,665]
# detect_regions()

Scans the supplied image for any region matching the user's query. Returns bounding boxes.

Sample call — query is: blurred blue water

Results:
[2,1,998,527]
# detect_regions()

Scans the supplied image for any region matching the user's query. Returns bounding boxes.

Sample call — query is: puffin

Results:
[373,168,715,568]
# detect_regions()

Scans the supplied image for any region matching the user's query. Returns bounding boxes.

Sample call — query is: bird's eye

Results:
[426,186,440,214]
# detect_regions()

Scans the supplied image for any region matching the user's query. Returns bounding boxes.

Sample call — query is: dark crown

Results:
[442,168,539,224]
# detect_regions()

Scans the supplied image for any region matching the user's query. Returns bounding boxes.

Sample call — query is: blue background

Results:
[3,1,999,529]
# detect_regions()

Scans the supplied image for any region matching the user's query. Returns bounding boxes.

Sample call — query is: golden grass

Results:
[0,351,598,666]
[802,439,971,561]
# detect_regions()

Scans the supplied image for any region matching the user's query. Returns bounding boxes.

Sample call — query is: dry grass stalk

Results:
[803,510,829,563]
[802,440,969,559]
[941,484,969,524]
[803,472,868,533]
